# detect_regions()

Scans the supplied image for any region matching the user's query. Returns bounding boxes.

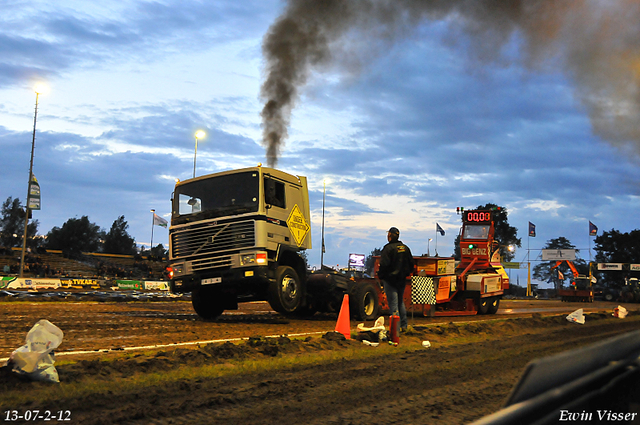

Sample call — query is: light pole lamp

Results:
[19,84,45,278]
[193,130,206,178]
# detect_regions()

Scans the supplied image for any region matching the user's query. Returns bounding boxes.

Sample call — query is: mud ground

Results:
[1,299,639,425]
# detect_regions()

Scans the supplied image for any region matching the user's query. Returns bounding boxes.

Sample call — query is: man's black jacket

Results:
[378,240,414,288]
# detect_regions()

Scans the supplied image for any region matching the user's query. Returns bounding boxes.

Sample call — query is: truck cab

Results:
[456,209,509,314]
[167,166,311,319]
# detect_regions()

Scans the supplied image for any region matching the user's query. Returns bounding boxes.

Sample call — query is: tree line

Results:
[0,196,166,260]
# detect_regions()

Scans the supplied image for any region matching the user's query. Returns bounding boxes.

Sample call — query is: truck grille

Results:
[171,220,256,270]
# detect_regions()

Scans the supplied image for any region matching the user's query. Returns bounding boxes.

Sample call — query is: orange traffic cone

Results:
[335,294,351,339]
[390,315,400,344]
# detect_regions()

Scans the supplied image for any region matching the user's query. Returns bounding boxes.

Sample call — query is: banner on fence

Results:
[114,280,145,290]
[144,281,170,291]
[60,278,101,289]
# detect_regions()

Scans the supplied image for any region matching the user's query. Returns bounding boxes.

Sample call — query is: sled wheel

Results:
[268,266,303,314]
[487,297,500,314]
[478,297,490,315]
[350,282,381,321]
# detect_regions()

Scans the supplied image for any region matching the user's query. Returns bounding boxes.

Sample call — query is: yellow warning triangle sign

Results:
[286,204,310,246]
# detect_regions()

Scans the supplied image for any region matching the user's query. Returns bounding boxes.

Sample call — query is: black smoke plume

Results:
[261,0,640,167]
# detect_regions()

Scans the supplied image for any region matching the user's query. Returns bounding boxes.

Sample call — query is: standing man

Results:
[377,227,414,336]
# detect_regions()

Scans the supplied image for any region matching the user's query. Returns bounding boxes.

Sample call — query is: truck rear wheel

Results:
[350,282,380,321]
[487,297,500,314]
[269,266,303,314]
[478,297,490,315]
[192,286,225,320]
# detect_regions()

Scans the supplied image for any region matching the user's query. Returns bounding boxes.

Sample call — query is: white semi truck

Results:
[167,166,312,318]
[166,166,381,321]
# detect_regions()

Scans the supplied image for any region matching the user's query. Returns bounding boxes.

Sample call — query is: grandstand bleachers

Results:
[0,248,168,279]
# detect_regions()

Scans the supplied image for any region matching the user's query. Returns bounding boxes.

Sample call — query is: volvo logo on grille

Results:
[207,236,215,243]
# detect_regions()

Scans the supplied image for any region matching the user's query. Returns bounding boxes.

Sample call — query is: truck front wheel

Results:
[192,286,225,320]
[269,266,303,314]
[350,282,380,321]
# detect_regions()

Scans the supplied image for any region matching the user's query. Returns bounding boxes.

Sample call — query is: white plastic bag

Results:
[356,316,385,333]
[356,316,386,344]
[566,309,585,325]
[9,319,63,382]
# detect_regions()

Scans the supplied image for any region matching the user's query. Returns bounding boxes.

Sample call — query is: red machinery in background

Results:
[373,209,510,316]
[552,260,594,302]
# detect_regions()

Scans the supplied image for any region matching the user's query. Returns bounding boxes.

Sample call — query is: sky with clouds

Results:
[1,0,639,287]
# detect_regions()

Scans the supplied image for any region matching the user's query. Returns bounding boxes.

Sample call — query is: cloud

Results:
[0,0,277,87]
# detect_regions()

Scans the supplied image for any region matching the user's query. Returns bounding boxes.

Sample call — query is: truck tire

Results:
[604,292,614,302]
[487,297,500,314]
[268,266,303,314]
[192,286,225,320]
[478,297,490,315]
[350,282,380,321]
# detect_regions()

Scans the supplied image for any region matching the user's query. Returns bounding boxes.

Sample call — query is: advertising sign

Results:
[115,280,145,290]
[597,263,623,271]
[348,253,365,268]
[437,259,455,275]
[28,176,41,210]
[541,249,576,261]
[144,281,170,291]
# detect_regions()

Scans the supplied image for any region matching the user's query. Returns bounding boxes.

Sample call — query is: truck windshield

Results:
[462,224,490,240]
[173,172,259,223]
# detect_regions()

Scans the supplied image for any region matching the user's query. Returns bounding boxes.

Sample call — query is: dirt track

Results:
[1,299,640,425]
[1,299,630,359]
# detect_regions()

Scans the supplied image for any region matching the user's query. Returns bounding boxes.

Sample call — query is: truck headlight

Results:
[240,252,267,266]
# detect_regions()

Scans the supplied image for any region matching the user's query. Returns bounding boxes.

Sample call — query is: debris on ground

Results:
[614,305,628,318]
[355,316,387,344]
[8,319,63,383]
[566,309,585,324]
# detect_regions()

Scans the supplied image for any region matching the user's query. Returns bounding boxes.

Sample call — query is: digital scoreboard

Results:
[463,210,493,223]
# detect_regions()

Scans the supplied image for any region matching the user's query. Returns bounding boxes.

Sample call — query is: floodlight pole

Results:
[193,136,198,179]
[19,90,40,278]
[527,235,531,297]
[193,131,205,179]
[321,180,326,268]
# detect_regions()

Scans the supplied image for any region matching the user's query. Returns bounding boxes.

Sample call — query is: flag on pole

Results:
[436,223,445,236]
[589,221,597,236]
[528,222,536,237]
[28,175,41,210]
[153,213,168,228]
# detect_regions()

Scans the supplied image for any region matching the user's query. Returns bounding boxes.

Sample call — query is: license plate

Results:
[202,277,222,285]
